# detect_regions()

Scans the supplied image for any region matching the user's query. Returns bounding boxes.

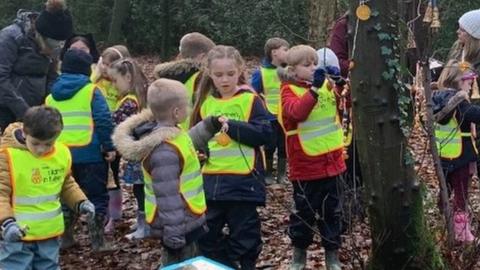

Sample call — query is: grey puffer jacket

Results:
[112,109,220,249]
[0,10,58,119]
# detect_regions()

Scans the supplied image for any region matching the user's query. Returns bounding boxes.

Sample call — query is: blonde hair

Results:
[438,59,472,90]
[190,45,247,126]
[108,58,148,109]
[179,32,216,59]
[93,45,131,82]
[147,79,187,120]
[286,45,318,67]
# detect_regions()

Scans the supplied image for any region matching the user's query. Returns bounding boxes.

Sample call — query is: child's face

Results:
[293,60,316,82]
[460,77,474,92]
[457,27,470,44]
[99,58,112,78]
[209,58,241,96]
[25,134,56,157]
[272,46,289,65]
[109,70,131,95]
[70,40,90,54]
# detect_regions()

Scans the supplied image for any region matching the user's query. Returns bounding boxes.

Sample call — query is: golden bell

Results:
[216,132,231,146]
[356,4,371,21]
[471,80,480,100]
[423,2,433,23]
[431,7,441,29]
[107,169,117,189]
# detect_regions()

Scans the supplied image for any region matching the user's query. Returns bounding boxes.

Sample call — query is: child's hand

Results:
[218,116,229,133]
[1,220,25,242]
[197,151,207,162]
[78,200,96,221]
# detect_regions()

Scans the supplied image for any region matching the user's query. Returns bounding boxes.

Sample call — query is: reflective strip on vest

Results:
[260,67,281,115]
[143,174,157,224]
[45,83,95,147]
[435,116,471,159]
[180,72,200,130]
[200,92,257,174]
[280,83,344,156]
[6,142,71,240]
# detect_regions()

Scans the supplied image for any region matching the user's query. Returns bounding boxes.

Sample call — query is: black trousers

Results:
[199,201,262,270]
[288,177,342,251]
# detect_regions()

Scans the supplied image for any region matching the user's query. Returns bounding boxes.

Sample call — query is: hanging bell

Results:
[471,80,480,100]
[215,132,231,146]
[431,6,441,29]
[423,1,433,23]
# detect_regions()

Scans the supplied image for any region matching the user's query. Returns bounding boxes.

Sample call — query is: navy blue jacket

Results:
[50,73,114,163]
[196,89,272,205]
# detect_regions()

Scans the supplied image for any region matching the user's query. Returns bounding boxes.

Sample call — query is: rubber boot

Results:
[89,214,115,252]
[276,158,288,184]
[454,211,475,243]
[325,250,342,270]
[265,157,275,185]
[125,211,149,240]
[105,189,122,234]
[60,211,77,249]
[289,247,306,270]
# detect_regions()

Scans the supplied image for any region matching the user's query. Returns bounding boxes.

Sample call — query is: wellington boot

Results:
[289,247,306,270]
[325,250,342,270]
[89,214,116,252]
[265,158,275,185]
[126,211,150,240]
[276,158,288,184]
[60,212,77,249]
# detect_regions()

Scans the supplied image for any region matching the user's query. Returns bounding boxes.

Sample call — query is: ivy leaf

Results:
[373,23,382,31]
[381,46,393,55]
[371,10,380,17]
[377,33,391,41]
[382,70,394,80]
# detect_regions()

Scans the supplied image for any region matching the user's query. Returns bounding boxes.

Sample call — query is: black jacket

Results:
[0,10,58,119]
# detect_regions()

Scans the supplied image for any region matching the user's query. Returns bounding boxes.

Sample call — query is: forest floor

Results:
[59,56,480,269]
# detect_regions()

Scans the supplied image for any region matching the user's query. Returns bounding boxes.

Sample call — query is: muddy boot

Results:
[325,250,342,270]
[89,214,115,252]
[289,247,306,270]
[265,157,275,185]
[454,211,475,243]
[276,158,288,184]
[125,211,149,240]
[60,212,77,249]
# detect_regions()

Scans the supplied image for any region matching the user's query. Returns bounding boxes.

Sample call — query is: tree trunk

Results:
[349,0,444,269]
[308,0,337,48]
[107,0,130,45]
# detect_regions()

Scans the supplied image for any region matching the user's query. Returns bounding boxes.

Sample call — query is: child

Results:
[0,106,95,269]
[93,45,131,111]
[61,33,100,64]
[112,78,225,267]
[190,45,272,269]
[154,32,215,129]
[278,45,344,270]
[251,37,290,185]
[433,59,480,243]
[105,58,148,238]
[45,49,116,251]
[91,45,130,233]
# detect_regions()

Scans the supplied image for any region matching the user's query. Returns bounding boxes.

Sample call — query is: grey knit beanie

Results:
[459,9,480,39]
[316,48,340,70]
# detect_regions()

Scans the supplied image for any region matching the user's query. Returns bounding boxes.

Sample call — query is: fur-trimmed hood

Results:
[112,109,181,162]
[0,122,28,150]
[153,58,201,82]
[277,66,296,82]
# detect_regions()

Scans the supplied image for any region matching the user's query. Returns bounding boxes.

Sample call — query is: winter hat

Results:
[61,49,93,76]
[316,48,340,70]
[458,9,480,39]
[35,0,73,40]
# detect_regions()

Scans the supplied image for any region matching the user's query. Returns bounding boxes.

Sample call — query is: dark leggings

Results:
[133,184,145,212]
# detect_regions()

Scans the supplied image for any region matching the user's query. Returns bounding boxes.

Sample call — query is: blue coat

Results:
[50,73,114,163]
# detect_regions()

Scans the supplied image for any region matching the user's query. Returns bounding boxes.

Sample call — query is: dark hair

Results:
[60,34,100,62]
[23,106,63,140]
[264,37,290,62]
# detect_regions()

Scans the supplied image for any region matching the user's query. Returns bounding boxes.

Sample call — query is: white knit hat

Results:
[459,9,480,39]
[316,48,340,69]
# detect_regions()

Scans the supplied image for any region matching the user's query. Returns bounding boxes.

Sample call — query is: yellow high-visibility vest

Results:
[45,83,95,147]
[5,142,71,241]
[435,114,471,159]
[143,131,206,223]
[115,94,138,111]
[180,72,200,130]
[200,92,256,174]
[278,82,344,156]
[260,67,281,115]
[95,78,119,112]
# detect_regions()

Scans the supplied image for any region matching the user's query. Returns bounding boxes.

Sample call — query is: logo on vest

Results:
[31,166,65,184]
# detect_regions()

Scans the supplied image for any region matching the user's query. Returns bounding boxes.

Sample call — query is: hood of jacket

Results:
[153,58,201,82]
[50,73,91,101]
[13,10,38,36]
[0,122,27,150]
[112,109,181,162]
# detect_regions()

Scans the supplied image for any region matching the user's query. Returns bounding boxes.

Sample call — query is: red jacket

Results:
[280,80,346,181]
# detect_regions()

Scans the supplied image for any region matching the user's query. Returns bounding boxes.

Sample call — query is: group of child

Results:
[3,23,480,270]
